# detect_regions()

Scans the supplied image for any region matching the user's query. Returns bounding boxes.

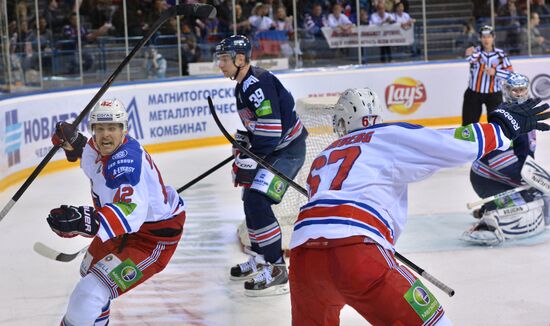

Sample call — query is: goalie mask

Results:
[333,88,384,137]
[502,72,530,104]
[88,99,129,133]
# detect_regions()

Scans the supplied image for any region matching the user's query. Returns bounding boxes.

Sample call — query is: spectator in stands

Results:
[60,13,110,73]
[214,0,232,35]
[532,0,550,23]
[112,0,147,36]
[232,4,252,36]
[44,0,73,34]
[359,7,370,25]
[248,3,276,33]
[7,20,25,86]
[180,35,201,75]
[497,0,523,54]
[303,3,325,39]
[275,6,294,34]
[370,2,395,62]
[275,6,294,57]
[455,19,479,57]
[473,0,492,25]
[145,46,167,79]
[23,17,54,79]
[524,12,549,53]
[84,0,117,31]
[392,1,415,30]
[146,0,176,35]
[327,3,354,33]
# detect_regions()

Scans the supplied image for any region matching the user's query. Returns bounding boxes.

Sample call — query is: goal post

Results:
[237,96,340,250]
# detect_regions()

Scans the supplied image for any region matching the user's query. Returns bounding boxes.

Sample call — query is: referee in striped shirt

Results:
[462,25,513,125]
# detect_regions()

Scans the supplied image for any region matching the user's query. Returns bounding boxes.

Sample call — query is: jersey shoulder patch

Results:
[104,137,143,189]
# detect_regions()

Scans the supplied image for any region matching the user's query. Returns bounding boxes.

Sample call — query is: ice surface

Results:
[1,133,549,326]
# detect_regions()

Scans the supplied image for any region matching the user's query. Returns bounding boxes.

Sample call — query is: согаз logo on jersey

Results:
[384,77,427,115]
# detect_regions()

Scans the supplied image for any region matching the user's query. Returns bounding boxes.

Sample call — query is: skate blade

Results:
[230,271,260,281]
[244,283,289,297]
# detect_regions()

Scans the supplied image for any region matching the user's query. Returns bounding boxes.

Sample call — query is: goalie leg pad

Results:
[461,214,505,245]
[462,198,546,245]
[496,198,546,239]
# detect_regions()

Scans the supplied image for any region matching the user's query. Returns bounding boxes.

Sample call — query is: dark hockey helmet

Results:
[479,25,495,37]
[215,35,252,60]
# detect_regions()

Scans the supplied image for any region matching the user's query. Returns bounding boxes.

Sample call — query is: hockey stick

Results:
[177,155,233,193]
[35,155,232,262]
[0,4,217,223]
[34,242,89,262]
[466,185,531,209]
[207,97,455,297]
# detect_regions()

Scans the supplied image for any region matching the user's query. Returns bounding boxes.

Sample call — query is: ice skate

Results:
[244,263,289,297]
[230,255,264,281]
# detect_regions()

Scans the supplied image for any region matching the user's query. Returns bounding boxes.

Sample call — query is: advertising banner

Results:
[1,57,549,190]
[321,24,414,48]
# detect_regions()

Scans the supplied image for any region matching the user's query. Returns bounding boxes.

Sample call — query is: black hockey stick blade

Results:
[175,3,217,19]
[207,96,455,297]
[33,242,88,262]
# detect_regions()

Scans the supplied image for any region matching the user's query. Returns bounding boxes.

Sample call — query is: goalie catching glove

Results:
[47,205,100,238]
[51,122,88,162]
[489,97,550,140]
[233,153,258,187]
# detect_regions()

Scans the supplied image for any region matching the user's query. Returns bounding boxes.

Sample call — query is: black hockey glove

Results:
[51,122,88,162]
[47,205,100,238]
[232,130,251,158]
[489,98,550,140]
[232,153,258,187]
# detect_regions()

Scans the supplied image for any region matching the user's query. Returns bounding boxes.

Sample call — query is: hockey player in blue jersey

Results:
[462,72,550,245]
[215,35,308,296]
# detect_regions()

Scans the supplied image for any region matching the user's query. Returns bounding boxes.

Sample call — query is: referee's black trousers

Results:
[461,88,503,126]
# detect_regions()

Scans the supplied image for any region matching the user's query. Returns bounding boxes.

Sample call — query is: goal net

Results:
[237,96,340,250]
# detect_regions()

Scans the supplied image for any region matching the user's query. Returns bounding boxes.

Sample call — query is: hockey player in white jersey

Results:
[46,99,186,325]
[462,72,550,245]
[288,87,550,325]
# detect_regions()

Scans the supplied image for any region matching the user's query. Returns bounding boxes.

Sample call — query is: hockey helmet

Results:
[479,25,494,37]
[88,99,128,132]
[333,88,384,137]
[215,35,252,61]
[502,72,530,104]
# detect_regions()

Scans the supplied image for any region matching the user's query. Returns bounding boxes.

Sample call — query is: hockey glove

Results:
[489,98,550,140]
[232,130,251,158]
[51,122,88,162]
[47,205,100,238]
[232,154,258,187]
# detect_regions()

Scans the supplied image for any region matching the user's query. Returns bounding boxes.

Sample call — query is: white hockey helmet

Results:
[88,99,128,132]
[333,88,384,137]
[502,72,530,104]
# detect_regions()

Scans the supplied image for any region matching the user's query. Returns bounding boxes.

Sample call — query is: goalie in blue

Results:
[215,35,308,296]
[463,72,550,245]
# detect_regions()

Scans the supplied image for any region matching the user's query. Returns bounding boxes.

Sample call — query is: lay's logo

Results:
[384,77,427,115]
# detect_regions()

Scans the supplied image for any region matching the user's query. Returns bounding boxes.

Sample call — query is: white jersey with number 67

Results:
[290,122,511,251]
